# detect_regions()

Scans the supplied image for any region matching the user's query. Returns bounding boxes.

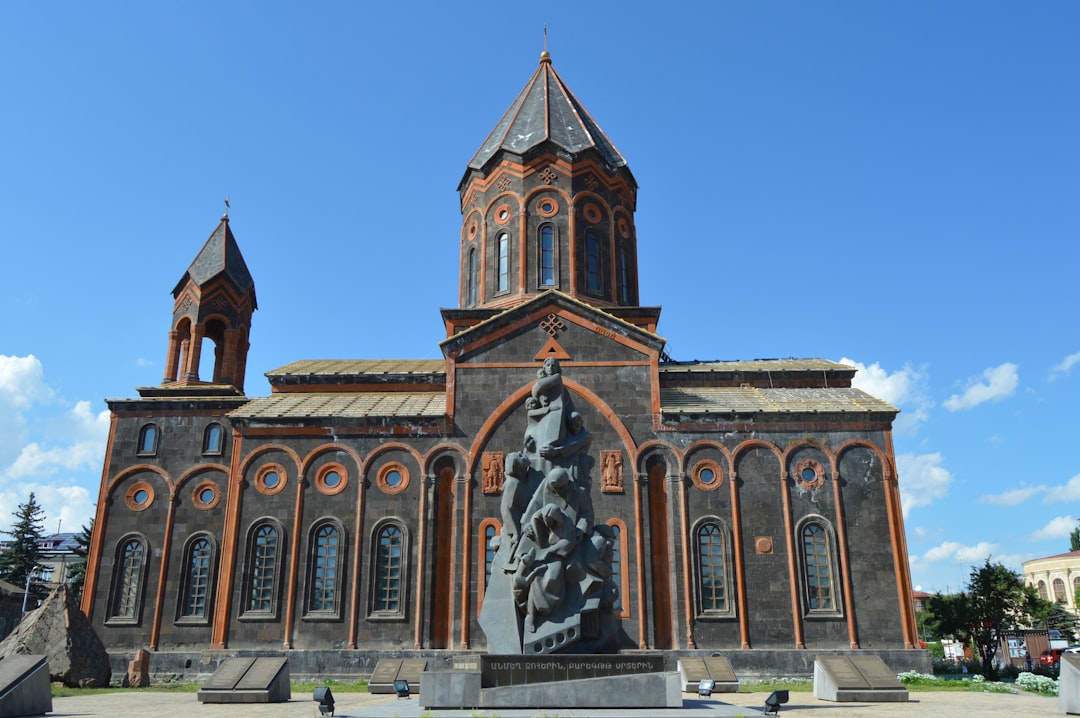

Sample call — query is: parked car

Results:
[1040,648,1067,666]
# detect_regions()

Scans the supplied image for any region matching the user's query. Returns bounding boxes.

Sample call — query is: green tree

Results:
[1071,525,1080,552]
[0,493,46,595]
[924,560,1039,679]
[65,519,93,601]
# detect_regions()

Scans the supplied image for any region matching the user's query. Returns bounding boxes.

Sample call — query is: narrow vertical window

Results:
[609,524,623,614]
[203,423,223,455]
[467,247,478,306]
[1038,580,1048,601]
[484,523,498,584]
[181,537,212,619]
[1054,578,1067,603]
[309,523,340,613]
[618,248,630,303]
[540,225,555,286]
[698,523,727,612]
[497,232,509,292]
[247,523,278,613]
[110,537,145,621]
[585,228,601,293]
[137,424,157,455]
[374,524,404,613]
[802,522,834,611]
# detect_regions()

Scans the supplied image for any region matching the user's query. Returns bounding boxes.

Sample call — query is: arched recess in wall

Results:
[425,447,466,650]
[637,442,680,650]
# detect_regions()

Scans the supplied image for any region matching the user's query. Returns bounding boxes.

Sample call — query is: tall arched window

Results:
[203,423,224,455]
[540,225,555,286]
[1054,577,1067,603]
[109,536,147,622]
[698,522,728,612]
[801,521,837,612]
[607,520,626,616]
[308,522,342,614]
[245,522,280,615]
[585,228,601,293]
[137,424,158,456]
[372,523,405,615]
[618,248,630,303]
[497,232,509,293]
[467,247,478,306]
[1038,580,1049,601]
[179,536,213,620]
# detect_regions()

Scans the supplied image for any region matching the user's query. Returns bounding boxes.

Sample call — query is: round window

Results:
[324,470,340,488]
[125,481,155,511]
[133,489,149,504]
[691,460,724,491]
[263,471,279,488]
[700,468,716,484]
[376,462,410,495]
[200,487,215,504]
[255,464,288,495]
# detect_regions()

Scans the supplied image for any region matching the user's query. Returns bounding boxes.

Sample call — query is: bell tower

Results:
[457,51,640,311]
[162,212,257,392]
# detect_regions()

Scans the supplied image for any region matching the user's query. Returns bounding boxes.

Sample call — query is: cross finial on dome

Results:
[540,24,550,63]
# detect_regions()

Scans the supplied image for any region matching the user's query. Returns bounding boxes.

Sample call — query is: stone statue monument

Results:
[479,359,619,654]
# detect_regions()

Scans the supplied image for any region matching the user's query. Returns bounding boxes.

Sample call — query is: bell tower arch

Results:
[163,213,257,392]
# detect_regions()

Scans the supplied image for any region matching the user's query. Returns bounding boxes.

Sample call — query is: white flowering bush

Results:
[1016,671,1059,696]
[897,671,939,685]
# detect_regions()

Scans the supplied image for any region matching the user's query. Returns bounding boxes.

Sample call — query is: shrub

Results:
[1016,671,1059,696]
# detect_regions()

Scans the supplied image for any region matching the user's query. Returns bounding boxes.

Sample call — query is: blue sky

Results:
[1,2,1077,594]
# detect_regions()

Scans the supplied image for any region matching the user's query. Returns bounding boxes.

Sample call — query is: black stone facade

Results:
[82,55,924,675]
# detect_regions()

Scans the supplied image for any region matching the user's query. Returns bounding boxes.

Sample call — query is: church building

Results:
[82,51,923,672]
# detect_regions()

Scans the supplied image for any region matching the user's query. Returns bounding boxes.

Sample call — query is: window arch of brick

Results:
[202,423,225,455]
[538,223,557,288]
[369,520,408,619]
[176,533,216,624]
[477,518,501,613]
[241,519,284,619]
[692,517,736,619]
[795,516,842,617]
[305,519,346,618]
[107,534,149,625]
[137,423,158,456]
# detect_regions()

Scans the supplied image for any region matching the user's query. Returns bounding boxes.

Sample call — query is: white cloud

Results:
[1043,473,1080,504]
[0,356,106,535]
[943,362,1019,411]
[978,482,1046,506]
[922,540,998,564]
[0,484,95,535]
[840,358,931,434]
[1030,516,1078,542]
[897,452,953,516]
[0,355,55,410]
[1050,351,1080,381]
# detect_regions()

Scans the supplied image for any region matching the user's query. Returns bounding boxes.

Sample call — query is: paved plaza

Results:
[45,688,1056,717]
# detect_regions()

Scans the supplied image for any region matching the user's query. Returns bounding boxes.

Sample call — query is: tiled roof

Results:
[661,358,852,373]
[266,359,445,377]
[231,392,446,419]
[172,216,256,304]
[660,386,897,414]
[467,56,627,172]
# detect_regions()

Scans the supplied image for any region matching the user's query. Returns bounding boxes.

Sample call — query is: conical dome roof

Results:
[466,54,627,173]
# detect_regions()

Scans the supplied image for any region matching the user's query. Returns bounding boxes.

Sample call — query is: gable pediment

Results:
[440,291,665,367]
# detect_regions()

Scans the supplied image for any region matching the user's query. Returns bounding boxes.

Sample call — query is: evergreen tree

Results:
[66,518,93,601]
[0,493,46,593]
[1070,525,1080,552]
[924,559,1039,679]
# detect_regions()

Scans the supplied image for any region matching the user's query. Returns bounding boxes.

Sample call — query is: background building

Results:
[82,53,925,676]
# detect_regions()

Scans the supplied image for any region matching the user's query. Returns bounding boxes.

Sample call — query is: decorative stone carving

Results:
[482,451,505,494]
[600,450,623,493]
[479,358,619,654]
